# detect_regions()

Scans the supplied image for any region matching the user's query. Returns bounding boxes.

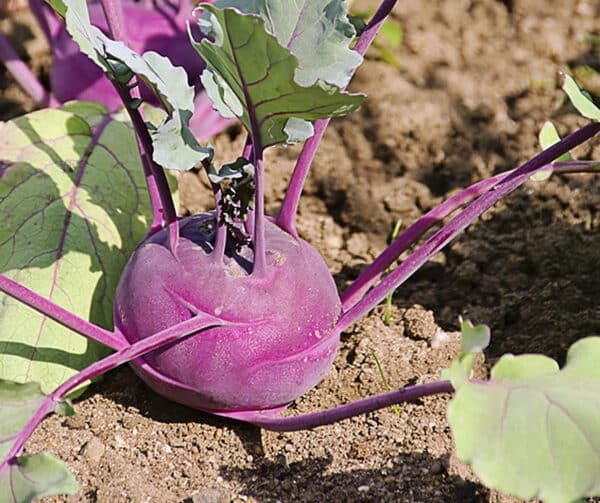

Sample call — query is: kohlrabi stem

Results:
[212,186,227,262]
[335,121,600,333]
[342,160,600,310]
[252,155,267,274]
[342,171,510,310]
[29,0,52,45]
[276,0,398,237]
[0,31,58,108]
[0,313,223,480]
[100,0,128,44]
[142,155,168,235]
[100,0,178,243]
[246,380,453,432]
[112,83,179,229]
[0,275,126,350]
[177,0,193,24]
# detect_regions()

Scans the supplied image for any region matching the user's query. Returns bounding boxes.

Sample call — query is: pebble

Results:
[430,461,444,475]
[357,485,370,492]
[82,436,105,464]
[191,487,231,503]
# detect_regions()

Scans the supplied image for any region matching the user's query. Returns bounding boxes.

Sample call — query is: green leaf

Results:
[448,336,600,503]
[194,5,364,149]
[0,381,49,461]
[61,0,211,170]
[43,0,66,18]
[0,453,78,503]
[209,0,363,87]
[441,319,489,387]
[536,121,572,178]
[459,318,490,354]
[379,18,403,48]
[562,74,600,121]
[0,104,152,393]
[0,380,77,503]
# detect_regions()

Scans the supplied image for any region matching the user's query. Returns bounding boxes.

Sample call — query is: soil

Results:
[2,1,600,502]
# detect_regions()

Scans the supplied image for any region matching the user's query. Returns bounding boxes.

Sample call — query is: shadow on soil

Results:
[216,454,488,502]
[392,187,600,363]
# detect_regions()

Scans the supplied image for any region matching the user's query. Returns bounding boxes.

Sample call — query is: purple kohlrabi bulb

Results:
[114,214,342,414]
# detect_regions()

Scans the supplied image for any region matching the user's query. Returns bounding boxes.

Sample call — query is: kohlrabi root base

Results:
[114,214,341,413]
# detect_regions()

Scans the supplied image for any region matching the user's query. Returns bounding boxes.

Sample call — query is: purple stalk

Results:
[177,0,193,23]
[0,313,224,480]
[142,154,168,235]
[100,0,128,44]
[335,122,600,333]
[112,83,178,231]
[28,0,53,45]
[342,171,510,309]
[252,156,267,274]
[341,160,600,310]
[100,0,178,244]
[276,0,398,236]
[0,31,58,108]
[245,380,453,432]
[211,186,227,263]
[0,274,126,350]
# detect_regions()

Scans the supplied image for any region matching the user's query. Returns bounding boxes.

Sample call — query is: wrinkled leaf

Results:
[0,103,152,393]
[194,5,364,149]
[562,74,600,121]
[62,0,211,170]
[0,453,78,503]
[209,0,363,87]
[448,336,600,503]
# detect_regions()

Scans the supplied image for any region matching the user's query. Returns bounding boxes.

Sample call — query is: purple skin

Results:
[114,214,342,413]
[50,1,205,111]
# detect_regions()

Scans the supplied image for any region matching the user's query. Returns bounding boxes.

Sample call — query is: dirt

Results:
[2,0,600,501]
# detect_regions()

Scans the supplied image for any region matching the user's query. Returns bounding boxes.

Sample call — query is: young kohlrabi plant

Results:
[1,1,600,502]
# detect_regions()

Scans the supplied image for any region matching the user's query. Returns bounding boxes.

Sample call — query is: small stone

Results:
[81,437,105,464]
[430,461,444,475]
[191,487,231,503]
[63,414,87,430]
[276,453,288,468]
[357,485,370,492]
[325,234,343,250]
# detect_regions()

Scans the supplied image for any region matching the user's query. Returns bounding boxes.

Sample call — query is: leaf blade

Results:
[61,0,211,171]
[0,104,152,393]
[562,74,600,121]
[448,336,600,503]
[194,5,364,149]
[0,453,78,503]
[210,0,363,87]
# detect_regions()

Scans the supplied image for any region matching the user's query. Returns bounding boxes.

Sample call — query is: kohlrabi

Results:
[2,0,600,502]
[115,214,342,412]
